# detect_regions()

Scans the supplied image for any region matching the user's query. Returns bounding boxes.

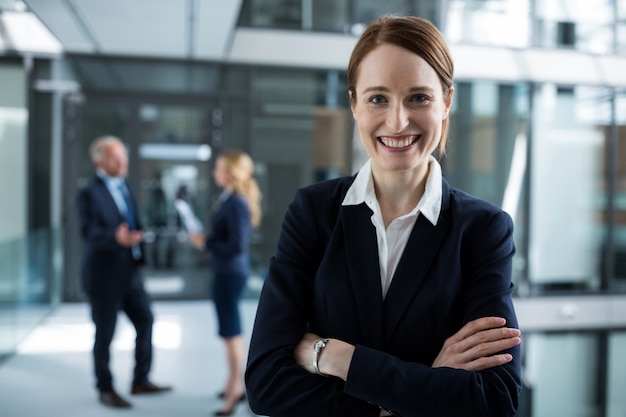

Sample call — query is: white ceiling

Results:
[8,0,626,87]
[23,0,243,60]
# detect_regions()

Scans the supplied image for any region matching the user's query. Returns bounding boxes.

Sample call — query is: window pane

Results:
[533,0,614,54]
[529,85,610,290]
[444,81,529,290]
[525,333,599,417]
[446,0,531,47]
[615,91,626,283]
[608,332,626,417]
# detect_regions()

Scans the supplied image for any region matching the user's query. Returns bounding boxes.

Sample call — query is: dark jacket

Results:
[77,176,143,298]
[245,175,521,417]
[206,193,251,277]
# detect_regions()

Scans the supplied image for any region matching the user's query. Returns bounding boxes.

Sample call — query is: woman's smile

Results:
[378,134,421,150]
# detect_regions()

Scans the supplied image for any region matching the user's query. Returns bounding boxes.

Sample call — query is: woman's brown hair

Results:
[347,15,454,154]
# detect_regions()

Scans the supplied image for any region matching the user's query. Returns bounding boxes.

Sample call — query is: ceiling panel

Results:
[24,0,94,52]
[24,0,243,59]
[195,0,242,60]
[75,0,187,57]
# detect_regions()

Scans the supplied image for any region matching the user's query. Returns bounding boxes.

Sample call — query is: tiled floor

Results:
[0,300,260,417]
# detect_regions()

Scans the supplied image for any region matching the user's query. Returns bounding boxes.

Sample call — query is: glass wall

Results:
[446,0,531,47]
[444,81,530,289]
[239,0,441,32]
[533,0,615,53]
[0,59,61,361]
[525,332,602,417]
[529,85,611,291]
[608,331,626,417]
[615,90,626,284]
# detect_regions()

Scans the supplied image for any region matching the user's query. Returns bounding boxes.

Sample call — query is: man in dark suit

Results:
[77,135,171,408]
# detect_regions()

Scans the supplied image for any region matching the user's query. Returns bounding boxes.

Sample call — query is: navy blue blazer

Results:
[77,176,143,298]
[245,175,521,417]
[205,193,252,277]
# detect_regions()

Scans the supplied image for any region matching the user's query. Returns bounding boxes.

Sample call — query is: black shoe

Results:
[131,381,173,395]
[99,390,132,408]
[214,405,238,416]
[217,392,246,402]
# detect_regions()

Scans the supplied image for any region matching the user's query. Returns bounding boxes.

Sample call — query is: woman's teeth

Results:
[380,136,417,148]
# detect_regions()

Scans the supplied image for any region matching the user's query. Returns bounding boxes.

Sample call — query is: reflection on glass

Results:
[525,333,599,417]
[529,85,609,290]
[444,81,529,290]
[608,332,626,417]
[533,0,614,53]
[446,0,531,47]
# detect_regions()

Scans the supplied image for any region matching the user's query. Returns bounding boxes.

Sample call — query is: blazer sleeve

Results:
[245,185,381,417]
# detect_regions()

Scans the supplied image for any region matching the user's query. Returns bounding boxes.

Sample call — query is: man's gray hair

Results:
[89,135,123,163]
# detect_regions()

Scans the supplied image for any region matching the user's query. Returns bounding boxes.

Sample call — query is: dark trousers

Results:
[89,273,154,392]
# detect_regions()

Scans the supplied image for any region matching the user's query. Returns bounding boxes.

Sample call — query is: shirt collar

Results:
[97,169,124,187]
[342,156,442,226]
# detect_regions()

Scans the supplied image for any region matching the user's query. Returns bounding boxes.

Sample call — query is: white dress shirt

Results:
[342,156,443,298]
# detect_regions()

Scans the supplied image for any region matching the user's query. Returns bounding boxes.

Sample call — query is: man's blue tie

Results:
[118,183,137,230]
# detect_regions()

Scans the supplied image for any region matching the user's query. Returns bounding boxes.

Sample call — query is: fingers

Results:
[115,223,143,246]
[446,316,507,343]
[432,317,521,371]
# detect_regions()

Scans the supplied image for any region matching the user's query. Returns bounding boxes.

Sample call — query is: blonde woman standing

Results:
[191,150,261,416]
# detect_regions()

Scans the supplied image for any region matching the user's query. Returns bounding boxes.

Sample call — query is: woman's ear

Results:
[348,90,357,119]
[443,86,455,120]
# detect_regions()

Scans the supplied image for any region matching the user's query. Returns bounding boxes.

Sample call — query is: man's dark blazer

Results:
[245,175,521,417]
[77,176,143,298]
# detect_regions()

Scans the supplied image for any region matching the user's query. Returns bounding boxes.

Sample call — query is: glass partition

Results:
[523,332,601,417]
[615,90,626,284]
[532,0,615,53]
[529,85,611,291]
[608,331,626,417]
[0,229,60,361]
[444,81,530,291]
[445,0,531,47]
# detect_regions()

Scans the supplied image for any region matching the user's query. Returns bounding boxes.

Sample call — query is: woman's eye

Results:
[368,95,387,104]
[411,94,430,104]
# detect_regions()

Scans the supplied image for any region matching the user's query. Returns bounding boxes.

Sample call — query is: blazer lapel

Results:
[95,177,125,222]
[383,196,451,342]
[341,203,386,349]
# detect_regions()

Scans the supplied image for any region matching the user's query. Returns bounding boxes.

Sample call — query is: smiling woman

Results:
[245,15,521,417]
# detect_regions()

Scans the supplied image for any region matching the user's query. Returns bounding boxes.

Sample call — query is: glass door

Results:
[134,102,218,300]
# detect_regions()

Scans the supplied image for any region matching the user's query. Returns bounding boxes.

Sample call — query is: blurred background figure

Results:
[190,150,262,416]
[76,135,172,408]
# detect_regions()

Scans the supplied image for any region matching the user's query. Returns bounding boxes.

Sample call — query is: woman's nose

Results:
[386,103,410,132]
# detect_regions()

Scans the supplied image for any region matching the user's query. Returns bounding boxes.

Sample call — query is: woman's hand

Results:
[432,316,521,371]
[294,332,321,374]
[294,333,355,380]
[188,232,206,249]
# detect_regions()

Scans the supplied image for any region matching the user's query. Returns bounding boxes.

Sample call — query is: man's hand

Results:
[432,317,521,371]
[115,222,143,247]
[188,232,206,249]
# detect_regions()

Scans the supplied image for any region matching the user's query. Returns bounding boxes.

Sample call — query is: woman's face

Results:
[350,43,453,175]
[213,158,231,189]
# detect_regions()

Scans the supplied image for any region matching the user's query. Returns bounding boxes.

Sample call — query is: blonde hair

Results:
[218,150,262,228]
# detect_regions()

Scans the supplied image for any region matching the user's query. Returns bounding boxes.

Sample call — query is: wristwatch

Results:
[312,338,331,376]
